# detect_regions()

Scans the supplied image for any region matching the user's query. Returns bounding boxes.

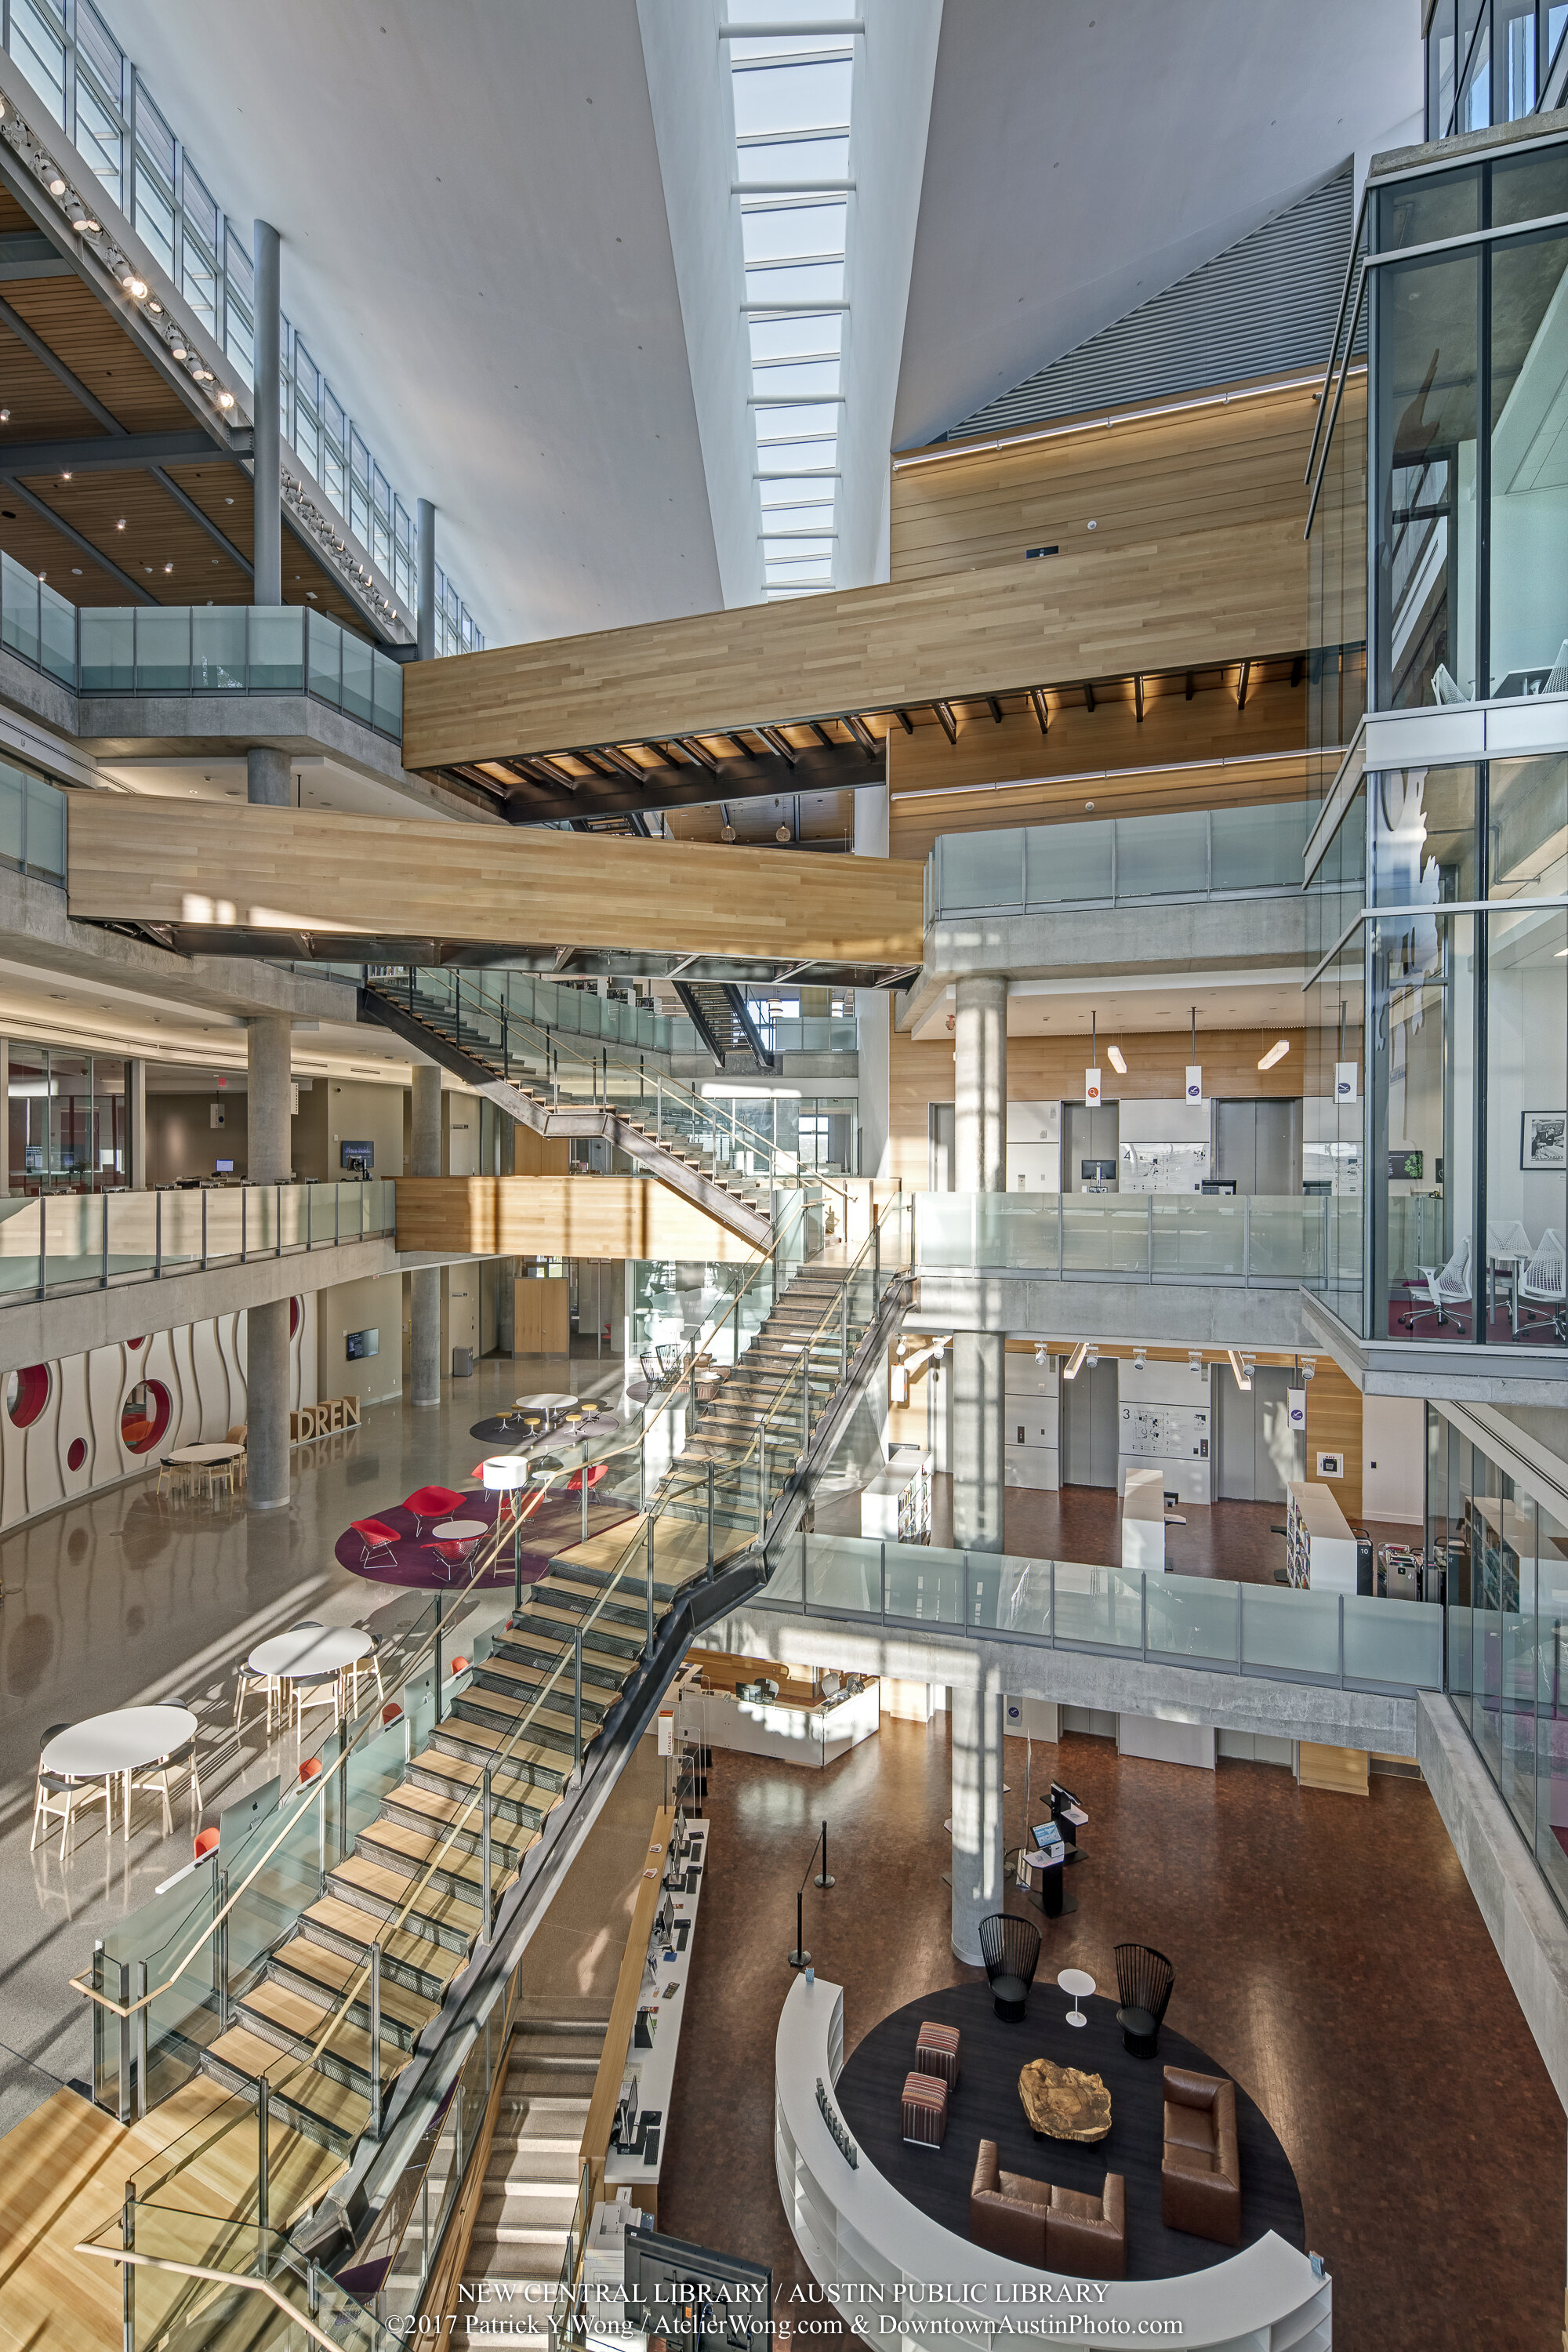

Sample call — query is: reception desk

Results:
[677,1676,879,1769]
[775,1976,1330,2352]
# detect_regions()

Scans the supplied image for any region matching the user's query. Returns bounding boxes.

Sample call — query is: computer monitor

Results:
[215,1158,234,1174]
[1030,1821,1061,1852]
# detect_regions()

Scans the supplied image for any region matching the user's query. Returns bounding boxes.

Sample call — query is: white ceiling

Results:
[96,0,1421,642]
[894,0,1422,449]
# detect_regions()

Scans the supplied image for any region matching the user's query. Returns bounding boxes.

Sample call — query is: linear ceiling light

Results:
[1106,1045,1127,1075]
[1258,1039,1290,1069]
[1062,1340,1087,1381]
[1226,1347,1252,1393]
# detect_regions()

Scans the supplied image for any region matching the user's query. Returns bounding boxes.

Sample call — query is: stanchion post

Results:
[481,1771,493,1945]
[122,2180,136,2352]
[815,1819,835,1889]
[369,1942,383,2137]
[787,1886,809,1969]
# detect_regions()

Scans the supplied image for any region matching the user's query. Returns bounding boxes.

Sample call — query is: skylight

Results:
[723,0,859,598]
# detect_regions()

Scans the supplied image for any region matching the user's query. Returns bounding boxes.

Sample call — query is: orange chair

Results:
[299,1757,323,1786]
[194,1826,220,1862]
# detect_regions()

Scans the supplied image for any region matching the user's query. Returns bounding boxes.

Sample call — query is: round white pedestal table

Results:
[42,1704,198,1845]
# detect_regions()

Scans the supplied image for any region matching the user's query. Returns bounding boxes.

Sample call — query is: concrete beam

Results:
[1417,1690,1568,2111]
[911,1272,1312,1350]
[924,894,1309,986]
[715,1602,1421,1755]
[1301,1293,1568,1410]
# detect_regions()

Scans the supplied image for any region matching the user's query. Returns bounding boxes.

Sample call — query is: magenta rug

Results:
[335,1491,635,1590]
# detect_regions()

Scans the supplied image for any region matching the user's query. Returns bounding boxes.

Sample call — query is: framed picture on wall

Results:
[1521,1112,1567,1171]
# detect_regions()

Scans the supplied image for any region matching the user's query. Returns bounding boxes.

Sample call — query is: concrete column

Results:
[125,1055,146,1189]
[952,1330,1005,1553]
[410,1063,441,1407]
[953,974,1006,1192]
[252,220,281,607]
[416,499,437,661]
[853,783,890,1180]
[0,1038,9,1196]
[950,1679,1004,1965]
[247,744,291,806]
[246,1016,292,1510]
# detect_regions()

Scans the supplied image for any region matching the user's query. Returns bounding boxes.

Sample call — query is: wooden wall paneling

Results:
[401,527,1308,770]
[888,383,1317,583]
[514,1277,571,1355]
[66,800,927,964]
[1304,1357,1363,1523]
[394,1177,760,1265]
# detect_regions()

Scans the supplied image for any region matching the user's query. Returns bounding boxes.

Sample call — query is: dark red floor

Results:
[658,1719,1564,2352]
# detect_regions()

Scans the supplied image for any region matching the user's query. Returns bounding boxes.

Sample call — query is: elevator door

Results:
[1217,1365,1295,1502]
[1213,1099,1302,1194]
[1061,1357,1119,1487]
[929,1102,954,1192]
[1063,1102,1120,1189]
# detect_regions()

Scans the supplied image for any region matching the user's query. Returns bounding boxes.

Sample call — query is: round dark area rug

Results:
[833,1980,1304,2281]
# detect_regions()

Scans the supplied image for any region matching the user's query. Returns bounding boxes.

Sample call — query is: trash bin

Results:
[452,1345,473,1378]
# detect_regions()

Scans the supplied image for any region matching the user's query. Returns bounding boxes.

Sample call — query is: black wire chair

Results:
[1114,1941,1174,2058]
[978,1912,1040,2023]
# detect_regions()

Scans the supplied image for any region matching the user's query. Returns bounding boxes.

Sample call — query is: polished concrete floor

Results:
[660,1718,1564,2352]
[0,1352,623,2137]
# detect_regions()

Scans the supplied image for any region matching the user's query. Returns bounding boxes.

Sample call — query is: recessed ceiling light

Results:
[0,408,9,421]
[116,517,125,528]
[163,562,173,573]
[61,470,71,480]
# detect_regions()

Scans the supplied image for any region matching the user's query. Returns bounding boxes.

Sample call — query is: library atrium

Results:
[0,4,1563,2349]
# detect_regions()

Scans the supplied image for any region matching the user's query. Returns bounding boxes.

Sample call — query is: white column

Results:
[246,1017,292,1510]
[950,1678,1004,1965]
[416,499,437,661]
[953,974,1006,1192]
[125,1054,146,1189]
[952,1330,1005,1553]
[252,220,281,605]
[853,782,891,1179]
[410,1064,441,1407]
[0,1038,10,1195]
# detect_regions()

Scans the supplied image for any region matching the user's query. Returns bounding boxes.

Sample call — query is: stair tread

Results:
[408,1746,568,1814]
[272,1936,437,2031]
[205,2027,372,2132]
[361,1816,528,1886]
[239,1979,413,2082]
[389,1777,555,1836]
[331,1852,484,1933]
[303,1896,466,1983]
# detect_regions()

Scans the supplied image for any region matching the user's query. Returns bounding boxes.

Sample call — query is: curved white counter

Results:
[775,1977,1330,2352]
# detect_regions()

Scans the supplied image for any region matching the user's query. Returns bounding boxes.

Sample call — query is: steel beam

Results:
[0,428,245,474]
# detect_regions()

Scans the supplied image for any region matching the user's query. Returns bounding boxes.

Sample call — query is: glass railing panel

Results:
[915,1194,969,1267]
[42,1190,103,1286]
[975,1194,1057,1269]
[1145,1572,1240,1664]
[278,1187,308,1250]
[1062,1196,1149,1274]
[80,605,136,690]
[935,826,1026,911]
[994,1555,1054,1638]
[25,774,66,879]
[372,650,403,735]
[158,1190,205,1272]
[191,604,246,690]
[106,1190,159,1280]
[308,1186,339,1245]
[1023,818,1112,904]
[1054,1560,1143,1648]
[0,1195,40,1295]
[0,764,24,869]
[883,1540,965,1624]
[1151,1197,1245,1277]
[248,607,305,691]
[39,580,75,684]
[1,550,40,666]
[342,628,375,724]
[1343,1595,1443,1687]
[1240,1584,1341,1676]
[1116,808,1207,898]
[307,607,343,706]
[136,606,192,692]
[1247,1198,1323,1282]
[201,1191,245,1258]
[1212,800,1309,890]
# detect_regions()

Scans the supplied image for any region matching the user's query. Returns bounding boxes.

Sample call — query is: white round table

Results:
[430,1517,487,1581]
[480,1455,532,1491]
[515,1391,578,1428]
[1058,1965,1095,2028]
[247,1625,377,1731]
[42,1705,198,1846]
[167,1443,245,1465]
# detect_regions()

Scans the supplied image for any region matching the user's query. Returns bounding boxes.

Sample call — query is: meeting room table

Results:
[41,1704,199,1844]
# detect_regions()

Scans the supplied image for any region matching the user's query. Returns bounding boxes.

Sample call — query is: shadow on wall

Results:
[0,1298,316,1531]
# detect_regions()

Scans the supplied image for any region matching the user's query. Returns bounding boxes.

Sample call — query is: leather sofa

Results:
[971,2140,1127,2278]
[1160,2064,1241,2245]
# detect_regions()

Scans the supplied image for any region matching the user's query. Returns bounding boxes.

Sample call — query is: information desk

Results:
[775,1976,1330,2352]
[676,1667,879,1770]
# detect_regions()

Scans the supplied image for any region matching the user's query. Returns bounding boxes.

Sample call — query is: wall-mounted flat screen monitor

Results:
[1200,1179,1237,1195]
[346,1327,379,1360]
[1080,1159,1116,1182]
[1388,1149,1423,1181]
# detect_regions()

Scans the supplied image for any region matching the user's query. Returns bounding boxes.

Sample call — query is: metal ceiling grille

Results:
[942,164,1356,442]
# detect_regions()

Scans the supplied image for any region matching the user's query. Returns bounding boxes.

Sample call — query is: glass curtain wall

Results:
[1368,145,1568,707]
[1304,782,1368,1328]
[1431,1405,1568,1920]
[1426,0,1568,139]
[7,1045,125,1189]
[1308,760,1568,1347]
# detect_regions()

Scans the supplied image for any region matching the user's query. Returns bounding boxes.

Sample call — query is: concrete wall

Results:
[314,1270,405,1408]
[296,1077,406,1185]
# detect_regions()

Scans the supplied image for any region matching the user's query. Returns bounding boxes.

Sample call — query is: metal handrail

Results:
[76,2237,383,2352]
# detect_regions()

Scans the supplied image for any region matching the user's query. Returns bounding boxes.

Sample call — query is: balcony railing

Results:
[924,799,1312,925]
[761,1534,1444,1694]
[0,754,67,883]
[0,557,403,738]
[0,1178,392,1301]
[915,1190,1362,1289]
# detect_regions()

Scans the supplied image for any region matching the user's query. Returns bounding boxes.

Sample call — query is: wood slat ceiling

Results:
[162,462,365,630]
[2,277,191,433]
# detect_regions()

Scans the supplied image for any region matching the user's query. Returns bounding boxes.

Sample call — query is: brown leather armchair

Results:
[1161,2064,1241,2245]
[970,2141,1126,2278]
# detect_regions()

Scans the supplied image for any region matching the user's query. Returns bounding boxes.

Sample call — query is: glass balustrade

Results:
[776,1534,1445,1691]
[914,1191,1341,1287]
[0,1180,390,1303]
[0,575,406,738]
[927,800,1313,920]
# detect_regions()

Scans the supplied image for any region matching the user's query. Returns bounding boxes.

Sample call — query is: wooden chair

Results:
[132,1727,203,1837]
[31,1725,111,1860]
